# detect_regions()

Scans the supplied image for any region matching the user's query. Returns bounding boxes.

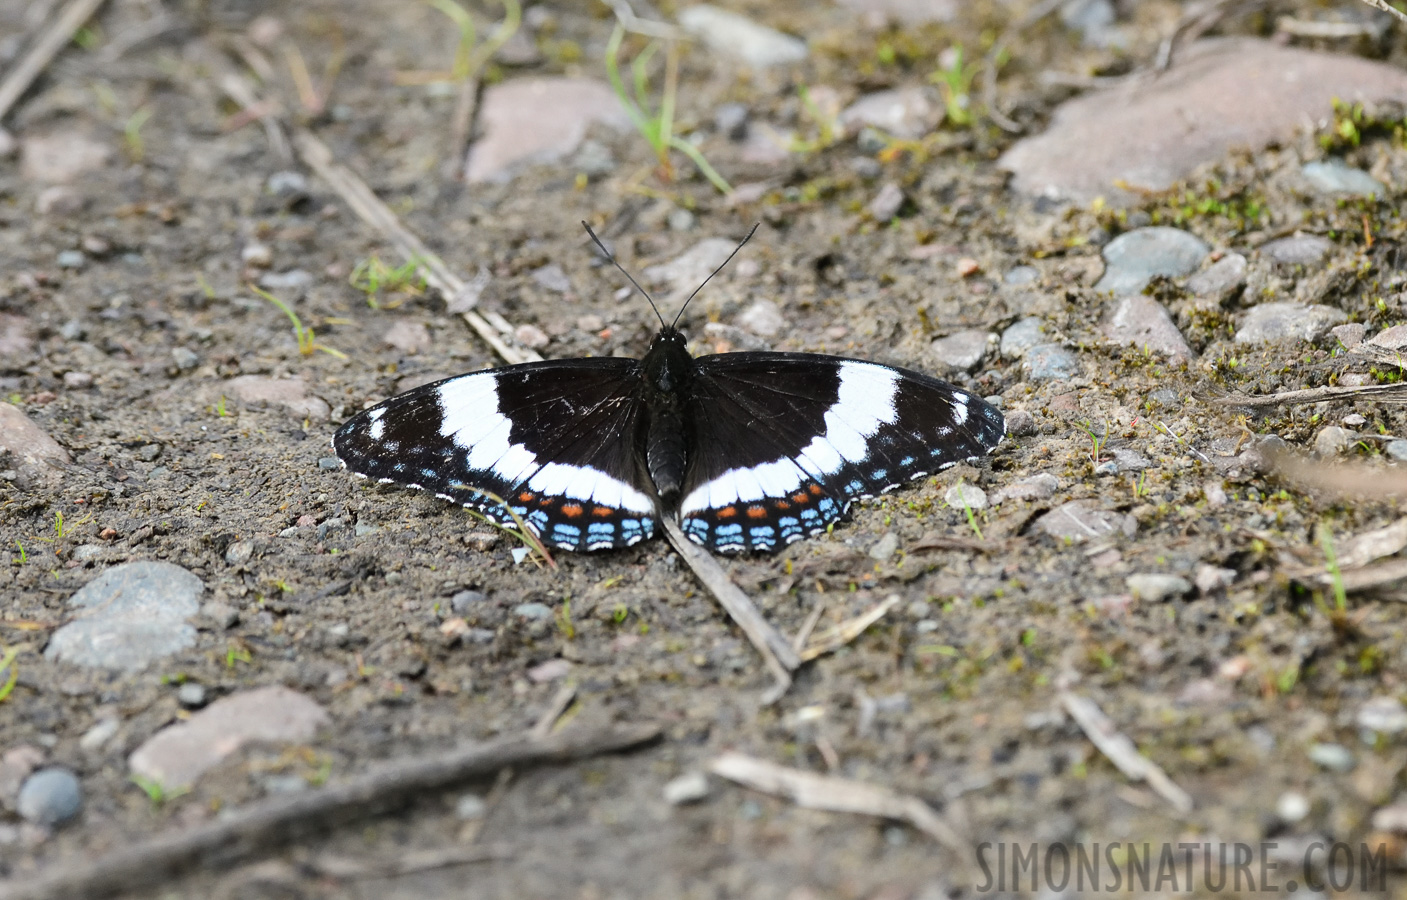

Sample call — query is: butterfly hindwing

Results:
[333,359,658,551]
[677,353,1005,554]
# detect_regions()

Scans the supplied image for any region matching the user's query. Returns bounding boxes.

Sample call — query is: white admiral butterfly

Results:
[333,225,1005,554]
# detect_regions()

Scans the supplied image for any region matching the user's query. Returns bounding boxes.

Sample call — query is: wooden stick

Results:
[1213,381,1407,408]
[1060,692,1193,814]
[0,723,660,900]
[1359,0,1407,26]
[0,0,108,123]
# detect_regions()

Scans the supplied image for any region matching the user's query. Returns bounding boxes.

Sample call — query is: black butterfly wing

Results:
[678,353,1005,553]
[333,358,659,551]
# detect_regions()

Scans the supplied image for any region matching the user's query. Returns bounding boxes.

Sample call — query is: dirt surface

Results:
[4,0,1407,897]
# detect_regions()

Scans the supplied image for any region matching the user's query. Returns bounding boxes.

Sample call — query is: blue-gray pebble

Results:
[18,768,82,826]
[1095,227,1209,295]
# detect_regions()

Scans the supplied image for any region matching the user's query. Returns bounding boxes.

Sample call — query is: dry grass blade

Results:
[1060,692,1193,814]
[0,723,661,900]
[1267,446,1407,500]
[709,752,965,851]
[0,0,108,123]
[531,682,577,739]
[304,843,512,880]
[1213,381,1407,408]
[798,594,900,663]
[1291,557,1407,594]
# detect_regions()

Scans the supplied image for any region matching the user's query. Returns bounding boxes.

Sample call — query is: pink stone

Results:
[465,78,631,183]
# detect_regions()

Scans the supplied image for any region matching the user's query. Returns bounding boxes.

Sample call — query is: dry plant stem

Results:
[709,752,966,852]
[0,0,108,123]
[1060,692,1193,814]
[216,71,293,165]
[1213,381,1407,408]
[304,843,512,880]
[798,594,900,662]
[1291,557,1407,594]
[1359,0,1407,26]
[0,724,661,900]
[290,129,538,366]
[1269,448,1407,499]
[442,74,481,181]
[659,516,798,700]
[531,681,577,739]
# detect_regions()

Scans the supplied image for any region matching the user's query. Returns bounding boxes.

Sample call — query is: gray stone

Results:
[266,171,308,196]
[1186,253,1247,301]
[317,456,342,470]
[1366,322,1407,351]
[1330,322,1366,349]
[56,250,85,270]
[1307,742,1355,772]
[17,769,82,826]
[45,563,202,671]
[1034,500,1136,543]
[1276,792,1310,824]
[944,483,988,511]
[714,102,749,140]
[1112,448,1150,470]
[664,771,711,805]
[667,208,696,232]
[865,182,905,221]
[1093,460,1119,476]
[455,794,488,820]
[840,87,939,140]
[571,139,617,177]
[1125,573,1192,601]
[1062,0,1119,46]
[466,77,631,183]
[59,319,87,341]
[1194,564,1236,593]
[1387,440,1407,461]
[0,402,70,485]
[1023,344,1078,380]
[513,602,553,620]
[224,539,255,565]
[1103,295,1193,359]
[258,269,314,291]
[79,719,119,751]
[382,320,430,355]
[868,533,899,561]
[738,300,784,337]
[20,129,113,183]
[678,6,807,69]
[1261,234,1333,267]
[993,473,1059,504]
[1315,425,1354,456]
[35,185,86,216]
[1000,317,1047,358]
[171,347,200,370]
[129,686,329,790]
[1302,159,1385,197]
[224,375,330,421]
[1005,266,1039,286]
[930,330,993,372]
[1004,410,1036,437]
[450,590,487,615]
[1095,227,1209,295]
[644,238,738,292]
[177,682,208,708]
[241,242,273,268]
[530,264,572,294]
[998,39,1407,205]
[1236,302,1347,345]
[1357,696,1407,735]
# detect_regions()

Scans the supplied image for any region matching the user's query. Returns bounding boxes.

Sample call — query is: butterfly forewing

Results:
[333,359,659,551]
[677,353,1005,553]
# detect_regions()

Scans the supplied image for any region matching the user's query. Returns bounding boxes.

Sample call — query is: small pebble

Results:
[177,682,207,708]
[241,243,273,268]
[944,483,988,511]
[1301,158,1385,197]
[930,330,992,372]
[1261,234,1333,267]
[258,269,314,291]
[1314,425,1354,457]
[45,562,202,672]
[866,182,905,221]
[1331,323,1366,349]
[1185,252,1247,301]
[1276,791,1310,823]
[455,794,487,820]
[664,771,711,805]
[514,323,550,350]
[62,372,93,389]
[171,347,199,370]
[1194,564,1235,593]
[266,171,309,196]
[714,102,749,141]
[59,319,87,340]
[1094,227,1209,295]
[78,719,119,751]
[1307,742,1354,772]
[738,300,783,337]
[1125,573,1191,602]
[1023,343,1078,380]
[17,769,82,826]
[1093,460,1119,476]
[511,547,530,565]
[667,208,696,232]
[224,540,255,565]
[1103,295,1192,359]
[1004,410,1036,437]
[1385,440,1407,461]
[1236,302,1347,345]
[1357,696,1407,735]
[513,602,553,620]
[868,533,899,561]
[529,264,571,294]
[317,456,342,470]
[993,473,1058,503]
[1004,265,1039,286]
[36,185,86,216]
[56,250,85,270]
[450,590,487,615]
[1000,318,1046,358]
[677,5,808,68]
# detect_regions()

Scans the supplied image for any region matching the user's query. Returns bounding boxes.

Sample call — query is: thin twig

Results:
[216,70,293,165]
[531,681,577,739]
[442,74,481,181]
[791,600,826,655]
[1358,0,1407,26]
[1215,381,1407,408]
[1060,692,1193,814]
[0,0,108,123]
[0,724,660,900]
[659,516,797,703]
[303,843,512,880]
[709,752,966,852]
[798,594,900,663]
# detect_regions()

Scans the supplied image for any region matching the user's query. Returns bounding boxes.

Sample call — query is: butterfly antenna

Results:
[670,223,759,330]
[582,221,667,330]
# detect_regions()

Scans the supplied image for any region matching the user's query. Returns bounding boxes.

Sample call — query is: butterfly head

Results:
[643,326,693,394]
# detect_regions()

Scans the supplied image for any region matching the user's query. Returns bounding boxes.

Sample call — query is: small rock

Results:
[317,456,342,470]
[169,347,199,371]
[1062,0,1120,46]
[1093,460,1119,476]
[224,375,330,421]
[530,264,572,294]
[1261,234,1333,267]
[1314,425,1354,456]
[678,5,807,69]
[62,372,93,389]
[241,243,273,268]
[513,602,553,620]
[527,659,571,683]
[450,590,487,615]
[944,483,988,511]
[644,239,738,292]
[1185,252,1247,301]
[1125,573,1191,602]
[714,102,749,140]
[266,171,308,196]
[1023,343,1079,380]
[224,540,255,566]
[1094,227,1209,295]
[834,0,957,25]
[1307,742,1355,773]
[1004,410,1036,437]
[514,324,550,350]
[45,562,202,671]
[1372,802,1407,832]
[865,182,905,221]
[930,330,992,372]
[869,533,899,561]
[738,300,784,337]
[1357,696,1407,735]
[1111,448,1149,470]
[1302,159,1385,197]
[177,683,208,708]
[839,87,939,140]
[667,208,696,232]
[258,269,314,291]
[993,473,1058,503]
[1000,317,1047,358]
[0,746,44,809]
[455,794,487,820]
[1235,302,1347,345]
[382,320,430,355]
[466,77,632,183]
[137,444,162,462]
[664,771,711,805]
[17,769,82,827]
[78,719,119,751]
[20,129,113,183]
[1103,295,1193,358]
[59,319,87,341]
[1367,323,1407,350]
[1004,265,1039,286]
[56,250,85,270]
[1276,792,1311,823]
[128,686,329,790]
[1386,440,1407,461]
[35,185,86,216]
[1034,500,1136,543]
[1331,323,1366,349]
[200,601,239,629]
[1194,564,1236,593]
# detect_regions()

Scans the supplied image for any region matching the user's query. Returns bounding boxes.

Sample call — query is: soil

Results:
[3,0,1407,898]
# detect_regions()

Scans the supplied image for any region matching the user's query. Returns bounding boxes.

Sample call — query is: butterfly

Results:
[333,224,1005,555]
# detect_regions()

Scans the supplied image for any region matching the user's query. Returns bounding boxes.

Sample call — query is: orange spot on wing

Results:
[792,492,810,504]
[561,504,584,518]
[808,483,823,496]
[746,506,767,519]
[518,492,534,502]
[775,500,791,510]
[716,506,737,519]
[591,506,613,517]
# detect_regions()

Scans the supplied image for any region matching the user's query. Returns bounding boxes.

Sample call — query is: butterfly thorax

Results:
[640,328,693,505]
